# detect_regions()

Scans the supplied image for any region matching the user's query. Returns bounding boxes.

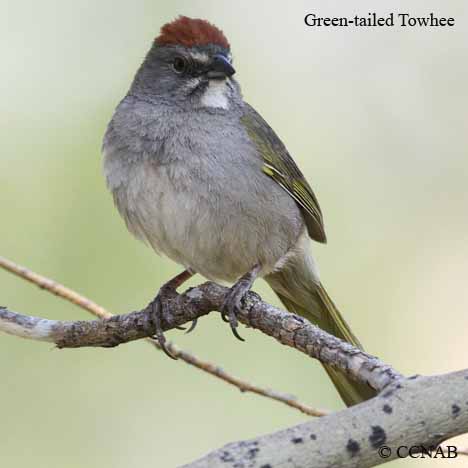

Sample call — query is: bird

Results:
[102,16,376,406]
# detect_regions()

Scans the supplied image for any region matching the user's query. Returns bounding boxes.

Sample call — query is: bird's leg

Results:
[221,264,261,341]
[150,269,194,359]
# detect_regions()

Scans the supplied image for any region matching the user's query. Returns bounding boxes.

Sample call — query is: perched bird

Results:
[103,16,375,406]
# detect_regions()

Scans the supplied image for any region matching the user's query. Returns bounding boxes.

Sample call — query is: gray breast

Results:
[103,97,304,282]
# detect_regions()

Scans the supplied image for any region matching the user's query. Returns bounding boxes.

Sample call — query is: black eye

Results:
[172,56,188,74]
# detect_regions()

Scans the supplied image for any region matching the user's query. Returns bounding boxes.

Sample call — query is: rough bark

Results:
[183,370,468,468]
[2,279,468,467]
[0,281,402,393]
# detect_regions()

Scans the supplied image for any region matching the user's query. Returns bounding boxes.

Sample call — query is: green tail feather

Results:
[273,284,376,407]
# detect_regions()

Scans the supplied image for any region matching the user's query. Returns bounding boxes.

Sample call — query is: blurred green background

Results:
[1,1,467,466]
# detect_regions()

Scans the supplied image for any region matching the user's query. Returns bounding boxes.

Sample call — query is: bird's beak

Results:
[206,54,236,79]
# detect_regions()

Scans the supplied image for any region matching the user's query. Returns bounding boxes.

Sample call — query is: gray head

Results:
[129,16,242,110]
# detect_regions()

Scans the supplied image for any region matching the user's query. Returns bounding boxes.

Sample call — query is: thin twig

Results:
[0,255,325,417]
[167,344,325,416]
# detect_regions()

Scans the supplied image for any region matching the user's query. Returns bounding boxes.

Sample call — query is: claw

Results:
[220,265,261,342]
[185,319,198,334]
[221,298,245,341]
[230,321,245,342]
[151,296,178,360]
[155,336,178,359]
[148,269,195,359]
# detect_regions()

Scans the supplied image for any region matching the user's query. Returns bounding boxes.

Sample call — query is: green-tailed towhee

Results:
[102,16,375,406]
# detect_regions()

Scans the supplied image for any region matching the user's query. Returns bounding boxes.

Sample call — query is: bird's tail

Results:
[265,265,376,407]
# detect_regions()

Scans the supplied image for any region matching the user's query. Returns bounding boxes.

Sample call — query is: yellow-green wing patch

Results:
[241,103,326,243]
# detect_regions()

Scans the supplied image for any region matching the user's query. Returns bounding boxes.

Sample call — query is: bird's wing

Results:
[241,103,326,243]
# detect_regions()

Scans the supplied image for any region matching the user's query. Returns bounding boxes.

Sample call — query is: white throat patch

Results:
[201,79,230,109]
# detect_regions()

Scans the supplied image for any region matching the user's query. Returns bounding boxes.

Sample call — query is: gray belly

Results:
[105,155,304,283]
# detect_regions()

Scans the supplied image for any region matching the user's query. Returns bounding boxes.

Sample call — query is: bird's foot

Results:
[150,293,177,359]
[220,265,261,342]
[149,269,194,359]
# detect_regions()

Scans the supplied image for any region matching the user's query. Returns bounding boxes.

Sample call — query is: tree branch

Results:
[2,257,467,466]
[0,279,402,393]
[183,370,468,468]
[0,256,324,417]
